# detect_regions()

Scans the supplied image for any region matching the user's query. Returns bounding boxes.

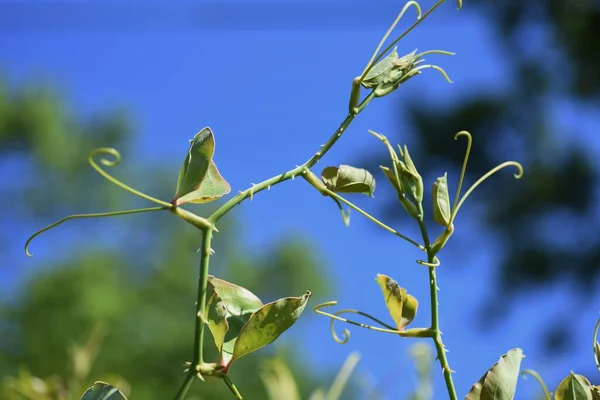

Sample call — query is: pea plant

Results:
[25,0,600,399]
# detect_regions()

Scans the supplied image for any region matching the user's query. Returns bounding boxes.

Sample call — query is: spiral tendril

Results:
[451,161,524,224]
[417,256,441,268]
[88,148,172,208]
[452,131,472,212]
[413,64,453,84]
[314,301,402,345]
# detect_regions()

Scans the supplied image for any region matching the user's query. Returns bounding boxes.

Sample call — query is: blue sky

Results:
[3,1,599,398]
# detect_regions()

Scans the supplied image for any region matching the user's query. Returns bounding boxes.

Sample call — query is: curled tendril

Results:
[369,0,451,74]
[413,64,453,84]
[88,148,172,208]
[452,131,472,211]
[521,369,551,400]
[313,301,402,344]
[451,161,524,224]
[361,1,422,80]
[417,256,441,267]
[24,206,166,256]
[593,317,600,373]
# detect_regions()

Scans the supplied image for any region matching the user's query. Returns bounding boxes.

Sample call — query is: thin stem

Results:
[324,188,424,251]
[452,131,472,211]
[417,205,457,400]
[223,376,243,399]
[24,206,167,256]
[451,161,523,223]
[360,1,422,79]
[174,228,214,400]
[174,373,195,400]
[314,301,432,344]
[196,229,214,364]
[372,0,446,67]
[209,91,376,224]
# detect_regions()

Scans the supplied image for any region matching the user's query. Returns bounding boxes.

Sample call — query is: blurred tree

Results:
[0,76,348,399]
[367,0,600,353]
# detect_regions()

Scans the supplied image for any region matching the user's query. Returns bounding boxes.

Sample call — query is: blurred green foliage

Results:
[0,77,345,399]
[362,0,600,356]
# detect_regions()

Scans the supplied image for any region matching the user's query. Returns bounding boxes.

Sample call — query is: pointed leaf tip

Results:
[375,274,418,331]
[433,173,452,227]
[555,372,593,400]
[466,348,524,400]
[226,291,311,371]
[205,276,263,367]
[173,127,231,206]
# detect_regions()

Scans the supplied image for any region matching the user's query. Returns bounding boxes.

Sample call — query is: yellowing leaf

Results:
[375,274,418,331]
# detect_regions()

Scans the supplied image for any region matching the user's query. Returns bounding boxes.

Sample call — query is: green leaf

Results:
[81,382,127,400]
[554,372,593,400]
[433,173,452,227]
[321,165,375,197]
[208,276,263,315]
[362,47,399,88]
[225,291,311,371]
[375,274,418,331]
[173,127,216,206]
[205,283,229,354]
[175,160,231,205]
[205,276,264,366]
[465,348,524,400]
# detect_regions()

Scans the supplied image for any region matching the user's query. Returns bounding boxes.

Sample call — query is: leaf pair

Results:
[204,276,311,372]
[173,127,231,206]
[375,274,418,331]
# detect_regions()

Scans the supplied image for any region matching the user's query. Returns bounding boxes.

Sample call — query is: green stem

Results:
[174,228,214,400]
[416,206,457,400]
[196,229,214,364]
[209,91,376,224]
[371,0,446,67]
[223,376,243,399]
[324,189,424,251]
[174,372,195,400]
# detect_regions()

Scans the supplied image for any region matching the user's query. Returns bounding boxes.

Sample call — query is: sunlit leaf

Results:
[205,276,264,366]
[81,382,127,400]
[375,274,418,331]
[362,48,399,88]
[554,372,593,400]
[175,160,231,205]
[321,165,375,197]
[225,291,311,371]
[466,348,524,400]
[433,173,451,227]
[205,283,229,354]
[172,127,215,205]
